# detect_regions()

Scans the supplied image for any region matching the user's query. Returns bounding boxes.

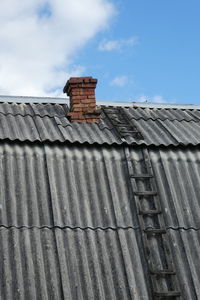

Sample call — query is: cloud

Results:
[136,95,172,103]
[110,75,128,87]
[0,0,115,96]
[98,36,138,52]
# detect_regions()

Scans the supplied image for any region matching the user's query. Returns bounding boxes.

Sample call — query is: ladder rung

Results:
[151,269,176,275]
[119,127,132,130]
[112,120,126,124]
[121,131,139,135]
[154,291,181,297]
[144,228,167,234]
[131,174,153,178]
[139,209,161,216]
[134,191,157,196]
[120,130,138,133]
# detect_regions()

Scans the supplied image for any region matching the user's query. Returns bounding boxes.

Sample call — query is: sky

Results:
[0,0,200,104]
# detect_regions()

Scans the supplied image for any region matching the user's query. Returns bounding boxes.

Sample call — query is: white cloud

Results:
[98,36,138,51]
[136,95,171,103]
[151,95,167,103]
[110,75,128,87]
[0,0,115,96]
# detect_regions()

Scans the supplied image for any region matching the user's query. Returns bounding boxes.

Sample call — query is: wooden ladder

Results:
[124,146,181,299]
[102,107,143,141]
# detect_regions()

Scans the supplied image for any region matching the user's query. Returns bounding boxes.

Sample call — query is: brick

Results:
[87,95,96,99]
[73,103,90,108]
[87,97,95,102]
[70,90,81,96]
[70,99,82,104]
[77,83,97,89]
[67,112,84,119]
[86,99,96,103]
[90,78,98,83]
[83,109,101,115]
[72,108,84,112]
[81,99,95,104]
[83,109,96,113]
[71,95,87,101]
[81,96,96,103]
[79,90,95,96]
[69,83,96,89]
[82,78,91,83]
[69,77,92,83]
[67,83,81,89]
[68,78,80,83]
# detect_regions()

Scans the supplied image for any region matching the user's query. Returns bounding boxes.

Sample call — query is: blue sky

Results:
[79,0,200,104]
[0,0,200,104]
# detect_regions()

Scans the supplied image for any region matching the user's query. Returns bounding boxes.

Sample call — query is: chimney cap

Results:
[63,76,97,95]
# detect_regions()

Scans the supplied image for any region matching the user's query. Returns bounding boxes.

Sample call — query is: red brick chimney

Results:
[63,77,101,123]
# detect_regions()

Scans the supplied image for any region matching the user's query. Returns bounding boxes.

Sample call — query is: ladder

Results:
[102,107,143,140]
[103,106,181,298]
[124,146,181,299]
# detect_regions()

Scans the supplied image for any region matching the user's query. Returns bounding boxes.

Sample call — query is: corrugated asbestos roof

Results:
[0,142,151,299]
[2,143,199,230]
[0,101,200,145]
[1,96,200,299]
[0,141,200,299]
[0,227,150,300]
[130,147,200,229]
[0,143,137,228]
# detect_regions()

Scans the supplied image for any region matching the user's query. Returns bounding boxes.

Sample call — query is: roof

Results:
[0,95,200,299]
[0,99,200,146]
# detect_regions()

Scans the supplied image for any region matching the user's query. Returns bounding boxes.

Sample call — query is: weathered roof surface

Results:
[1,226,199,299]
[169,229,200,299]
[0,143,137,228]
[0,140,200,298]
[0,142,150,299]
[2,142,199,230]
[0,227,150,300]
[0,100,200,145]
[1,96,200,299]
[149,147,200,228]
[130,147,200,229]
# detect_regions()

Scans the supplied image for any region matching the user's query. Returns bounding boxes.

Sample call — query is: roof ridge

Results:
[127,116,200,123]
[0,111,66,118]
[100,102,200,110]
[0,96,200,110]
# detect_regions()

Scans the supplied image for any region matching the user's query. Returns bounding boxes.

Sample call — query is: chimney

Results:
[63,76,101,123]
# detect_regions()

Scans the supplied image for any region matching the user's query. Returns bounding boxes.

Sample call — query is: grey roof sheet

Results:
[1,96,200,298]
[0,141,200,298]
[1,227,199,300]
[1,142,200,229]
[125,106,200,121]
[129,147,200,229]
[0,143,137,228]
[0,143,53,227]
[0,228,63,299]
[149,147,200,228]
[0,228,150,300]
[169,229,200,299]
[0,101,200,145]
